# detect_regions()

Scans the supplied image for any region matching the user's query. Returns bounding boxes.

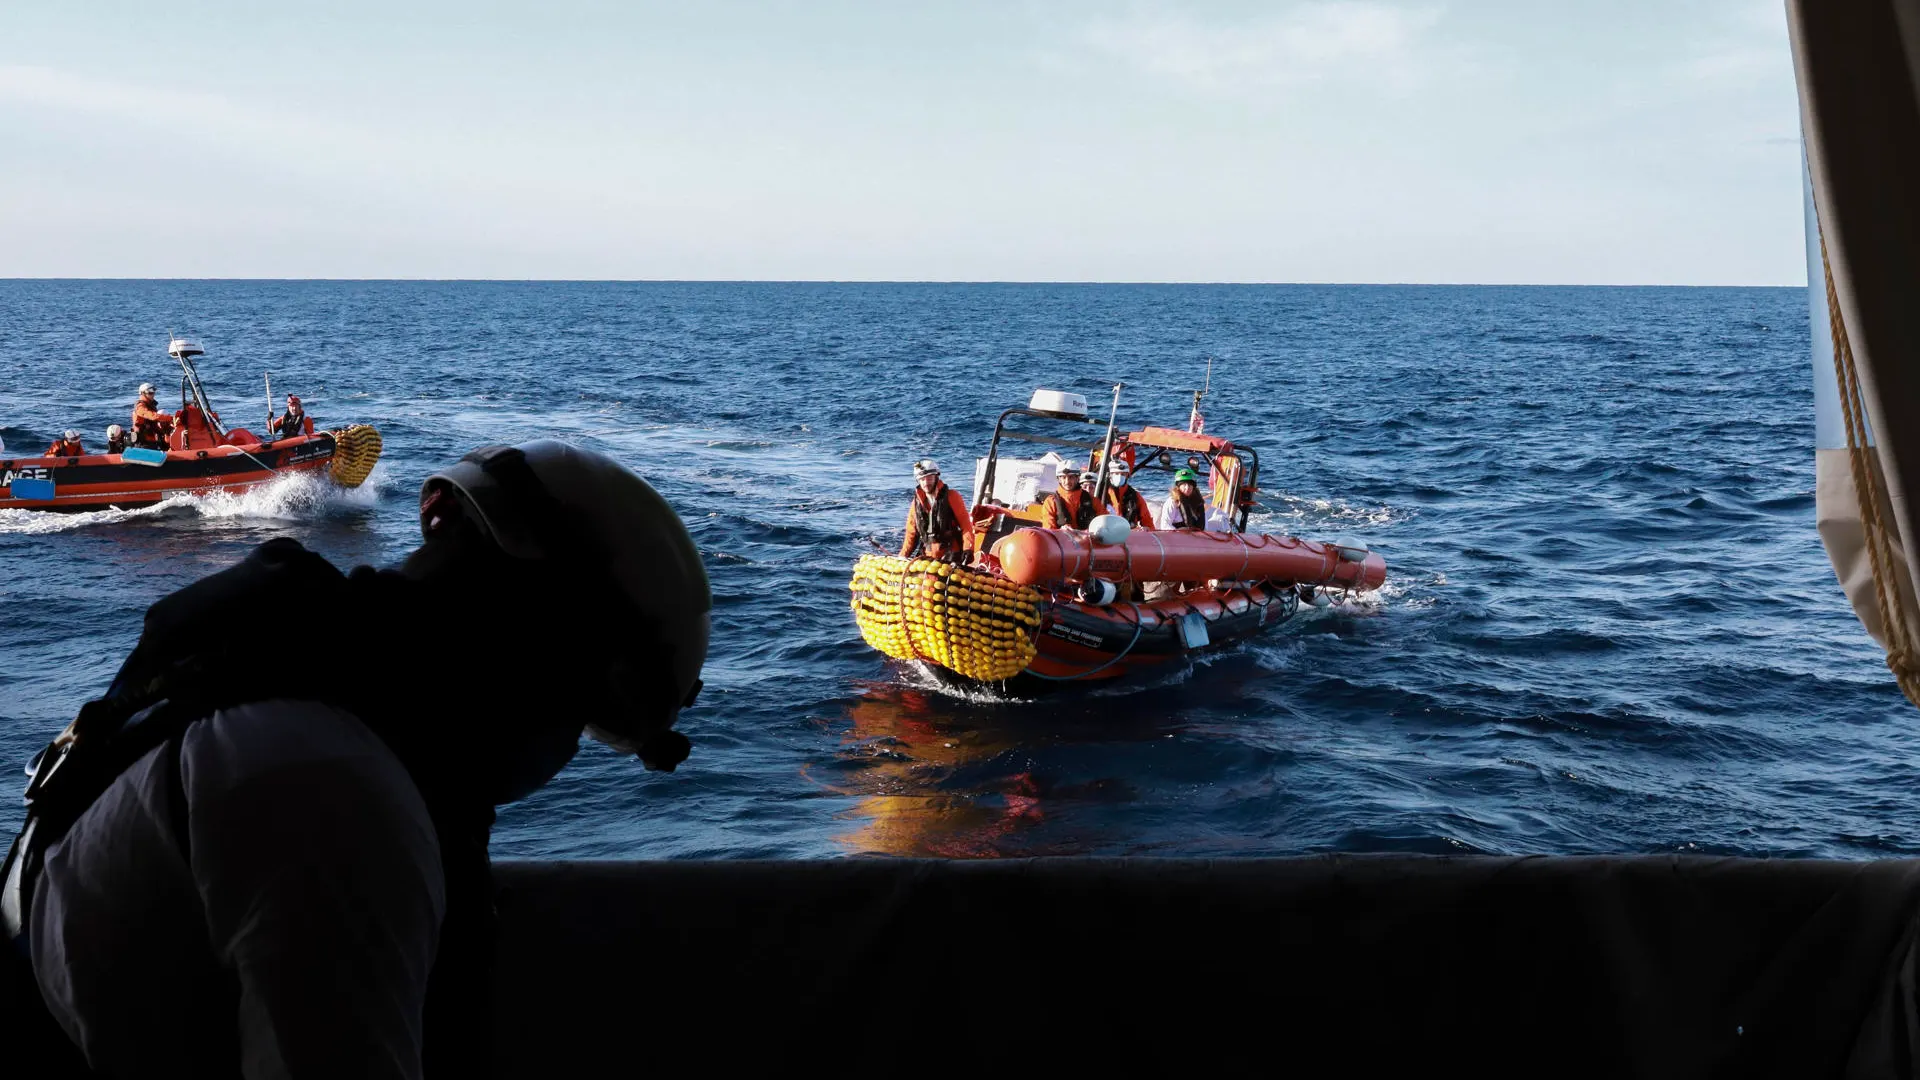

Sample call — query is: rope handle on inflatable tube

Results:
[1042,527,1087,583]
[229,446,279,476]
[1024,601,1147,682]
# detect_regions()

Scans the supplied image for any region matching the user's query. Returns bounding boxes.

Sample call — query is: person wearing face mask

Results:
[3,440,709,1080]
[900,458,975,564]
[1098,461,1154,529]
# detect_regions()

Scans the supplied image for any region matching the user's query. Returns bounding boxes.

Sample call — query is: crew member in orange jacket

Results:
[270,393,314,438]
[45,429,84,457]
[900,458,975,563]
[1100,461,1154,528]
[1041,465,1095,530]
[131,383,175,449]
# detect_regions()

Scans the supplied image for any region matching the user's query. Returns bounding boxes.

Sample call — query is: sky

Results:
[0,1,1805,283]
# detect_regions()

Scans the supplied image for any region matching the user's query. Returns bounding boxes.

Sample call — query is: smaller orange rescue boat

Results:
[851,384,1387,688]
[1,338,382,512]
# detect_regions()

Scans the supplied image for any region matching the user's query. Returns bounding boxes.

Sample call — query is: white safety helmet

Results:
[138,383,156,396]
[106,424,123,438]
[913,458,940,479]
[1107,461,1130,486]
[420,440,710,771]
[62,429,80,441]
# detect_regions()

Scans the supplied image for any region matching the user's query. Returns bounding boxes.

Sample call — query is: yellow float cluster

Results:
[849,554,1042,681]
[328,424,384,488]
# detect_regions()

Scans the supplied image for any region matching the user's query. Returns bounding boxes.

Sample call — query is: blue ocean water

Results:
[0,281,1909,858]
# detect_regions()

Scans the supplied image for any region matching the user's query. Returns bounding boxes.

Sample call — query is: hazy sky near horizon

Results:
[1,1,1804,283]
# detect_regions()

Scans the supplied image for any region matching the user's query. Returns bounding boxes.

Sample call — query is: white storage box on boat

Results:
[972,450,1073,508]
[1028,389,1088,419]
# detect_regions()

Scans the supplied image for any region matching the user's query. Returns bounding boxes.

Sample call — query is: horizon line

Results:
[0,277,1810,288]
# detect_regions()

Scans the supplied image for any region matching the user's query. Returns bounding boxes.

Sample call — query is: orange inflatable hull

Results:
[1021,580,1300,683]
[992,527,1387,591]
[0,434,336,512]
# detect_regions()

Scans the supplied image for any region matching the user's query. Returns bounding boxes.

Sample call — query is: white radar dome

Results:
[1028,389,1089,419]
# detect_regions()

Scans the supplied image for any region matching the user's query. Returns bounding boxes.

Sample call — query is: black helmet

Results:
[421,440,710,770]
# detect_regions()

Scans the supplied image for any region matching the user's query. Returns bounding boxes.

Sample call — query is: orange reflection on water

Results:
[826,685,1046,858]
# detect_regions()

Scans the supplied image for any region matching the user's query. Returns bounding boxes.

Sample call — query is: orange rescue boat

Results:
[851,385,1387,688]
[1,338,382,512]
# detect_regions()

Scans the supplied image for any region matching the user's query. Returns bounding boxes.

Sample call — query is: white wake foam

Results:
[892,662,1042,704]
[1248,494,1406,531]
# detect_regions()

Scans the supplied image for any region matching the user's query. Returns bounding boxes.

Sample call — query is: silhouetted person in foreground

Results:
[2,440,711,1079]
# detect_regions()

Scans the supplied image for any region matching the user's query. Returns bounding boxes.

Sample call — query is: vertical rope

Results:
[1822,233,1920,705]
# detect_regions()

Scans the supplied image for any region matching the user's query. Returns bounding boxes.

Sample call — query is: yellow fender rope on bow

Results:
[328,424,384,488]
[849,555,1041,681]
[1822,237,1920,706]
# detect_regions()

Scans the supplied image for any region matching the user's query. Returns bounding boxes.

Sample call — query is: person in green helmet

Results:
[1159,467,1211,531]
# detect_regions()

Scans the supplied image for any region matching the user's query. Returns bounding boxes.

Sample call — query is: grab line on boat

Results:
[1024,602,1147,682]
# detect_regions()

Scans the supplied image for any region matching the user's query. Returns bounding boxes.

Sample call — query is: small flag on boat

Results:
[1188,355,1213,434]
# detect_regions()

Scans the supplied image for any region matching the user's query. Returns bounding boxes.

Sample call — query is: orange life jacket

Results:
[272,410,313,437]
[1105,485,1153,528]
[903,485,972,559]
[1042,483,1094,530]
[132,400,174,446]
[45,439,82,458]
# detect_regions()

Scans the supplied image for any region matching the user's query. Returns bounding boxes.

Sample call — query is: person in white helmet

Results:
[131,383,174,449]
[44,430,84,458]
[1099,460,1154,529]
[3,440,710,1080]
[104,425,128,456]
[900,458,975,563]
[1040,464,1095,530]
